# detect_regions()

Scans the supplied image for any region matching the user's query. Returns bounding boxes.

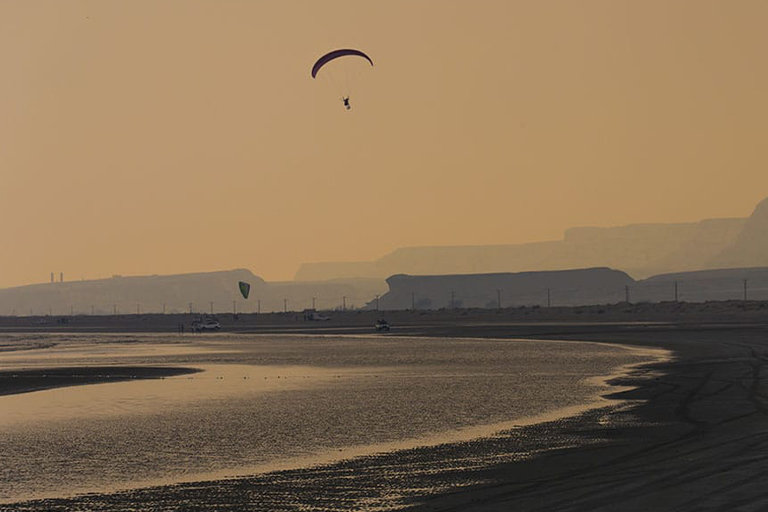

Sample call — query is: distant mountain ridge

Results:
[296,213,751,282]
[4,265,766,316]
[375,266,768,310]
[5,196,765,315]
[0,269,386,316]
[707,197,768,269]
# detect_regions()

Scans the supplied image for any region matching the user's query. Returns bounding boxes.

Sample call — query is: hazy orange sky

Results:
[2,0,767,288]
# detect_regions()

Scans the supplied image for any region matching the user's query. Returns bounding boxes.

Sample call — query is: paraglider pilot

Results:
[342,96,351,110]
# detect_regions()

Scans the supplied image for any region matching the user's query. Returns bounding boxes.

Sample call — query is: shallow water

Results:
[0,333,661,503]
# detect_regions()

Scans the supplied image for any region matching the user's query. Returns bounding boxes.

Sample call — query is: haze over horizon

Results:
[2,0,767,289]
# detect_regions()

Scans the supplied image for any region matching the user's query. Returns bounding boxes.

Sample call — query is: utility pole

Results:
[257,299,261,314]
[625,286,630,303]
[284,298,288,313]
[743,279,748,301]
[233,301,236,314]
[547,288,551,307]
[497,289,502,309]
[342,296,347,310]
[375,294,380,311]
[312,297,316,310]
[674,281,679,302]
[451,291,455,309]
[188,302,193,314]
[411,292,416,310]
[210,302,214,315]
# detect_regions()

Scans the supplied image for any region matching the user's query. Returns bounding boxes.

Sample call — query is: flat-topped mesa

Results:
[374,265,768,310]
[376,267,635,310]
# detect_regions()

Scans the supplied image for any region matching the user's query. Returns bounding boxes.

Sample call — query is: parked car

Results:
[192,315,221,332]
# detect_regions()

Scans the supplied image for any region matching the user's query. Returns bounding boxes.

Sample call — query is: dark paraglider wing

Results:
[238,281,251,299]
[311,49,373,78]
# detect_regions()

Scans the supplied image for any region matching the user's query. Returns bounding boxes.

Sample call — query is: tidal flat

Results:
[0,332,660,507]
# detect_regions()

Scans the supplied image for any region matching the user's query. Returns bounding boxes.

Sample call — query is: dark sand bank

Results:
[0,366,201,396]
[2,309,768,511]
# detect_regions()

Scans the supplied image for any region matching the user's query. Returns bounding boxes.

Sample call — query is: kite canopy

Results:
[238,281,251,300]
[311,49,373,78]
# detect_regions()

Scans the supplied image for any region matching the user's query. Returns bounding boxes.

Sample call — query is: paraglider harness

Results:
[342,96,351,110]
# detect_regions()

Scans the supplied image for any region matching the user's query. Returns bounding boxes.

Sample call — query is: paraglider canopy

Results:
[238,281,251,299]
[311,49,374,78]
[312,49,374,110]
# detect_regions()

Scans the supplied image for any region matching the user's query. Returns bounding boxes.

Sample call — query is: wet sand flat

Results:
[0,331,654,508]
[1,317,767,511]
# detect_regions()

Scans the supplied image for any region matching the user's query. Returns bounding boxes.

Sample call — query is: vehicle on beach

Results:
[303,310,331,321]
[191,315,221,332]
[374,319,390,332]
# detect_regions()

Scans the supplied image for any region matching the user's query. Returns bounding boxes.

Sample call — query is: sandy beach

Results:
[1,305,767,511]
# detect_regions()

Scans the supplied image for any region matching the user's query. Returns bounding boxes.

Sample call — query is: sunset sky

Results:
[2,0,767,288]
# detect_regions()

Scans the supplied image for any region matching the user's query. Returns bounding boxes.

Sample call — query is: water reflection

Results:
[0,334,663,503]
